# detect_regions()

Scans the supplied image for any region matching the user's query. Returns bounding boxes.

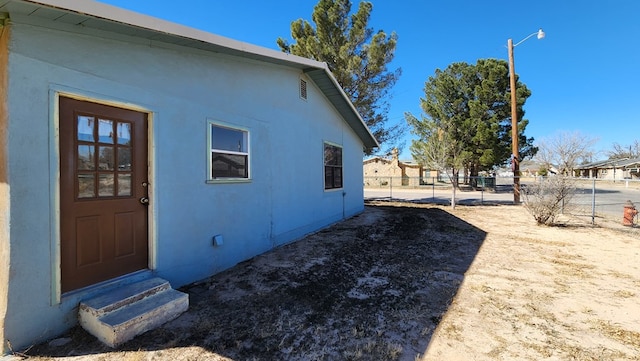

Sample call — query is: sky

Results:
[99,0,640,160]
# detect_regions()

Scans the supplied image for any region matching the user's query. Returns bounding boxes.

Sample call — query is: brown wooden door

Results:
[60,96,149,293]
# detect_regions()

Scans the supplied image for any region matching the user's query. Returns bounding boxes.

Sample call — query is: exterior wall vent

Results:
[300,79,307,100]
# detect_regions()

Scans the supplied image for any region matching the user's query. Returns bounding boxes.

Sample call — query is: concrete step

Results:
[78,277,189,347]
[79,277,171,318]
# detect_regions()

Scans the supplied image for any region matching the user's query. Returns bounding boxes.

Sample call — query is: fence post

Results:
[432,177,435,201]
[591,178,596,225]
[389,176,392,200]
[480,176,484,205]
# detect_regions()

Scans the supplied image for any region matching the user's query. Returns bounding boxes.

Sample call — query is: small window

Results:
[300,79,307,100]
[209,123,249,180]
[324,142,342,189]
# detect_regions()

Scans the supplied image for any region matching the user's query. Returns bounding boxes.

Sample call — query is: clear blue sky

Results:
[100,0,640,160]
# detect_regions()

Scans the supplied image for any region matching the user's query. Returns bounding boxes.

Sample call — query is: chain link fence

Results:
[364,176,640,225]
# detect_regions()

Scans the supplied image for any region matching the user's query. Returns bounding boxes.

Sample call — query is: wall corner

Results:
[0,19,11,354]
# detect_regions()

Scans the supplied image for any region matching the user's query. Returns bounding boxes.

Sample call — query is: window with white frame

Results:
[209,122,249,180]
[324,142,342,189]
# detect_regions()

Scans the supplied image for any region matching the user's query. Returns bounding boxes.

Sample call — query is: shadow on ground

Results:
[26,203,487,361]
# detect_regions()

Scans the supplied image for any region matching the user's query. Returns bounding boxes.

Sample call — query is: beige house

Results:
[576,157,640,180]
[363,149,424,187]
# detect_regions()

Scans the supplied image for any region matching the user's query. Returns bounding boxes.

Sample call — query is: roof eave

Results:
[304,68,379,151]
[19,0,323,69]
[13,0,379,151]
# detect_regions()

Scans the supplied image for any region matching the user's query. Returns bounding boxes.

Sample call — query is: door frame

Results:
[49,89,155,304]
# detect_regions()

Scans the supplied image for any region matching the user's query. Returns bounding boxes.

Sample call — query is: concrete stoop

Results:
[78,277,189,347]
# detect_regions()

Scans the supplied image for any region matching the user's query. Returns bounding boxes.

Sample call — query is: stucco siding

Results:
[5,23,66,352]
[3,16,367,350]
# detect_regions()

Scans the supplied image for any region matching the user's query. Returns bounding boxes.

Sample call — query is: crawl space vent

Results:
[300,79,307,100]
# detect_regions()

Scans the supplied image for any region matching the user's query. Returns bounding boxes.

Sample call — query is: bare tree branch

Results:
[522,176,577,225]
[608,140,640,159]
[410,130,463,208]
[534,131,598,176]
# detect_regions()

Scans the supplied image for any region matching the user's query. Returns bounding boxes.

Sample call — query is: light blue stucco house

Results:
[0,0,378,351]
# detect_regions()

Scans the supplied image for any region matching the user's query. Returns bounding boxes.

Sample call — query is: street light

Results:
[508,28,544,203]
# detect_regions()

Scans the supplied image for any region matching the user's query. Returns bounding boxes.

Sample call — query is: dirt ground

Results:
[13,202,640,360]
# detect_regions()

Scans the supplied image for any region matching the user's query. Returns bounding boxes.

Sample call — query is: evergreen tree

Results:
[277,0,402,153]
[406,59,537,182]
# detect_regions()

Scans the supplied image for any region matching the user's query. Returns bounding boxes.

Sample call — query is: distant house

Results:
[363,149,424,186]
[519,160,558,177]
[0,0,378,351]
[576,158,640,180]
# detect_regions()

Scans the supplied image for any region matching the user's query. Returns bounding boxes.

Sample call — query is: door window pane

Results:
[77,116,95,142]
[78,174,95,198]
[117,122,131,145]
[98,174,115,196]
[78,145,95,170]
[98,146,115,170]
[117,174,132,196]
[118,147,132,171]
[98,119,114,144]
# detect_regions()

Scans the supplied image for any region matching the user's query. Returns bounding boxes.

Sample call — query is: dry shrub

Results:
[522,176,576,225]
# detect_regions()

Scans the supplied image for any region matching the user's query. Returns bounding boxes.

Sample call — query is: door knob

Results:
[139,197,149,205]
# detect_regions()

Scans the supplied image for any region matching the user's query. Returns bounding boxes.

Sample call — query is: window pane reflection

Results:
[98,174,115,197]
[334,168,343,188]
[78,174,95,198]
[212,153,248,178]
[77,116,95,142]
[118,147,131,170]
[98,119,114,144]
[324,144,342,166]
[98,147,114,170]
[117,122,131,145]
[77,145,95,170]
[324,143,343,189]
[118,174,132,196]
[211,126,247,152]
